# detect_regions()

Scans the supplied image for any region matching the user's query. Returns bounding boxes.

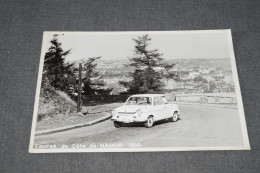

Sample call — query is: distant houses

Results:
[74,58,235,95]
[162,63,235,94]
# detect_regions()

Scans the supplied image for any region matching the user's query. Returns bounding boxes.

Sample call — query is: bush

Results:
[56,90,76,106]
[37,85,77,121]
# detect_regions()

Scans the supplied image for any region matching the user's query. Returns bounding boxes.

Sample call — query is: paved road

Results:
[34,103,244,148]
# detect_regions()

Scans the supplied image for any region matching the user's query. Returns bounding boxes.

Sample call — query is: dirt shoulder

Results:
[36,102,123,131]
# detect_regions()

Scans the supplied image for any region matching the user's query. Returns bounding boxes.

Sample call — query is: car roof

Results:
[130,94,167,98]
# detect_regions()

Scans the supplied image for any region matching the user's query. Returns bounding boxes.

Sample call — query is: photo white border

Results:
[29,29,250,153]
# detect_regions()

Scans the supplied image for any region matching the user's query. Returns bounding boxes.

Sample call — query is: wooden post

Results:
[77,63,82,112]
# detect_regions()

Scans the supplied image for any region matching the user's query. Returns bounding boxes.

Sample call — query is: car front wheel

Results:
[144,116,154,128]
[114,121,123,128]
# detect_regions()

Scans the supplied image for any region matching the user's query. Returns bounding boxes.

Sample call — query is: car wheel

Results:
[169,112,178,122]
[144,116,154,128]
[114,121,123,128]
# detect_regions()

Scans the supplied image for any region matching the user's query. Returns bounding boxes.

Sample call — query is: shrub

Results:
[56,90,76,106]
[37,86,77,121]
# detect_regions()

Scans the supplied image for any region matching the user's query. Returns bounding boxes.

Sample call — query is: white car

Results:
[111,94,180,128]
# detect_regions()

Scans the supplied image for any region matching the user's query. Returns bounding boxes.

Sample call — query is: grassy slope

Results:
[36,88,106,131]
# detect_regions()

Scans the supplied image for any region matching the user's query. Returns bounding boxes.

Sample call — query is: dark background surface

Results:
[0,0,259,172]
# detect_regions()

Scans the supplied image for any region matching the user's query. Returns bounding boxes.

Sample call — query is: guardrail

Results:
[175,93,237,104]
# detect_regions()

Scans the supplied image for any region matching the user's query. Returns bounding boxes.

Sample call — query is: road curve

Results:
[34,103,244,148]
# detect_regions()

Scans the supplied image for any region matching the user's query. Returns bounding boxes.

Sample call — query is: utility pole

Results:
[77,63,82,112]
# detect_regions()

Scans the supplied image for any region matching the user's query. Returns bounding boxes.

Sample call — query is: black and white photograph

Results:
[29,30,250,152]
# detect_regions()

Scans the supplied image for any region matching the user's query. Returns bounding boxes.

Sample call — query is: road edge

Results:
[35,112,111,136]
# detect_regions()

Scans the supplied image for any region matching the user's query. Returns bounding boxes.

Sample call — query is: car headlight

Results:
[112,110,117,116]
[136,109,142,116]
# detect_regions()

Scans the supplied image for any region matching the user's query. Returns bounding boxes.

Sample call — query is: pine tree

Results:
[42,34,76,93]
[81,57,112,95]
[120,34,174,94]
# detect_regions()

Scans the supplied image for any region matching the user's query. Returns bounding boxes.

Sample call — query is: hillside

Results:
[37,87,77,121]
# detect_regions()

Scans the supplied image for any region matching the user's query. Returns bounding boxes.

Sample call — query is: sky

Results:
[43,31,230,62]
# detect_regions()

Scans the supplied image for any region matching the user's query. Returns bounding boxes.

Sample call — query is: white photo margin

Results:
[29,29,251,153]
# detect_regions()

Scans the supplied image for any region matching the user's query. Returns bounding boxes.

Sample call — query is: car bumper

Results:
[111,116,146,123]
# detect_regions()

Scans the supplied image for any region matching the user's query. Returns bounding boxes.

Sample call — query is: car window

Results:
[162,96,168,104]
[153,97,164,106]
[126,97,152,105]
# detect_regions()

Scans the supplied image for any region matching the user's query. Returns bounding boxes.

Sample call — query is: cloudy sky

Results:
[42,31,230,62]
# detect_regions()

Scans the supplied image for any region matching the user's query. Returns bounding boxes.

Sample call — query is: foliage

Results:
[194,76,207,83]
[203,81,217,93]
[81,57,112,95]
[120,67,164,94]
[163,72,181,81]
[42,34,76,94]
[120,34,174,94]
[38,77,77,121]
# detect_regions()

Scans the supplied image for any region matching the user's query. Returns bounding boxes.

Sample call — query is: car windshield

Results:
[125,97,152,105]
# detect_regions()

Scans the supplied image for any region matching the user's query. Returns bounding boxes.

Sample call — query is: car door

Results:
[153,96,167,121]
[161,96,172,118]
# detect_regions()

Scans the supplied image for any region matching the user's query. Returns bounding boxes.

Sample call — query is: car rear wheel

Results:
[144,116,154,128]
[114,121,123,128]
[169,112,178,122]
